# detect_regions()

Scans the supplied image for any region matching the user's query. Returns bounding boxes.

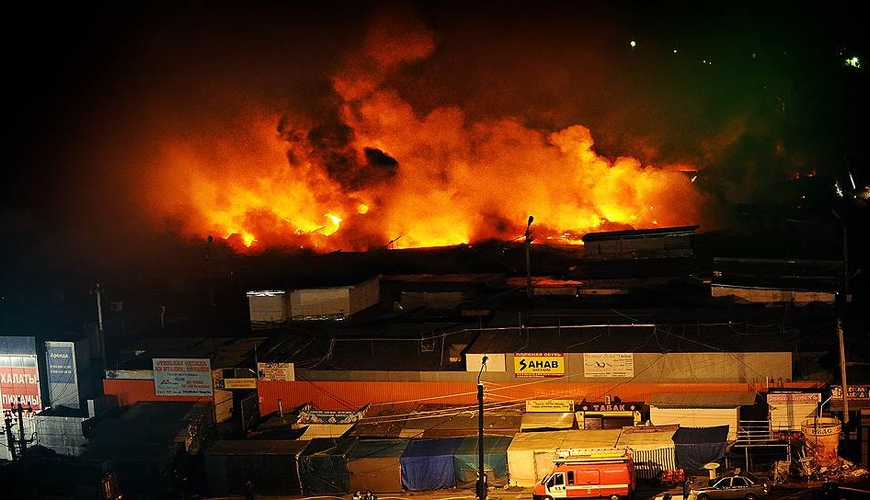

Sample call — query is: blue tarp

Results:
[452,435,512,488]
[672,425,729,470]
[400,437,463,491]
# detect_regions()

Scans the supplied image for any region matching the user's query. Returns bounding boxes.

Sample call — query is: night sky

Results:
[2,1,867,287]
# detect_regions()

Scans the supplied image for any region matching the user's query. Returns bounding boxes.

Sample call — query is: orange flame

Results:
[139,14,705,254]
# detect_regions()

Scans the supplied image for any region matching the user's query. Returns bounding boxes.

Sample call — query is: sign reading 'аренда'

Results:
[153,358,213,396]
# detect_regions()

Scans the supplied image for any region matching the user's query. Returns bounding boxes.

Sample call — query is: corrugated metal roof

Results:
[347,438,409,459]
[298,424,353,440]
[581,225,698,242]
[520,412,575,431]
[349,402,422,438]
[616,425,678,447]
[558,428,621,449]
[205,439,311,456]
[117,336,268,370]
[400,403,522,438]
[648,391,757,408]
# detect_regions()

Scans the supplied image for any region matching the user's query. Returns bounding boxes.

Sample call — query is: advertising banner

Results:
[0,336,41,410]
[46,340,80,409]
[257,362,295,381]
[831,385,870,400]
[514,353,564,378]
[153,358,213,396]
[215,378,257,389]
[525,399,574,412]
[767,392,822,405]
[297,407,366,424]
[583,353,635,378]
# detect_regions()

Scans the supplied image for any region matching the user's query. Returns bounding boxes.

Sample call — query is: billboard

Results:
[153,358,213,396]
[514,353,564,378]
[45,340,80,409]
[256,362,295,381]
[0,336,42,410]
[583,353,635,378]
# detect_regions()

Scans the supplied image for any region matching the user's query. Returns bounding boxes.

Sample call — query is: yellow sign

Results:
[216,378,258,389]
[514,353,564,378]
[526,399,574,412]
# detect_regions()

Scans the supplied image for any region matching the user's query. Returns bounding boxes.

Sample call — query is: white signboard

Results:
[257,362,295,381]
[153,358,213,396]
[583,353,634,378]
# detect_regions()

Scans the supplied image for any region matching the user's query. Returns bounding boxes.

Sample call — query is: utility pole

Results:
[95,283,106,372]
[4,398,35,459]
[16,399,28,457]
[525,216,534,299]
[833,210,849,424]
[477,355,488,500]
[838,317,849,424]
[4,411,17,461]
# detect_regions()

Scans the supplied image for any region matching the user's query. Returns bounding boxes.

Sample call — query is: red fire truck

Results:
[532,452,636,500]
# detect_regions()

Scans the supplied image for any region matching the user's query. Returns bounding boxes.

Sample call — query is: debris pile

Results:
[797,456,870,485]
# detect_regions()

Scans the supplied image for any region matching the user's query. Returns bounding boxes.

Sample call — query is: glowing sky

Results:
[3,1,866,276]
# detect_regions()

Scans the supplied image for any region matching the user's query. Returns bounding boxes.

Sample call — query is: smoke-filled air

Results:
[7,2,863,272]
[137,5,711,253]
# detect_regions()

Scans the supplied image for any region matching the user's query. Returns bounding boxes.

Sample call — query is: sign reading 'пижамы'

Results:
[514,353,564,378]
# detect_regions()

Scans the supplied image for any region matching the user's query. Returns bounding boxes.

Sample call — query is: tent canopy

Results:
[348,439,409,493]
[400,437,463,491]
[673,425,729,470]
[452,435,512,488]
[299,437,356,495]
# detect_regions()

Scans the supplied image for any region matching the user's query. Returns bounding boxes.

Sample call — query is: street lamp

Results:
[477,355,489,500]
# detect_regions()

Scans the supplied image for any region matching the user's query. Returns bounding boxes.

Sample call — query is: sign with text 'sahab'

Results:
[514,353,564,378]
[153,358,213,396]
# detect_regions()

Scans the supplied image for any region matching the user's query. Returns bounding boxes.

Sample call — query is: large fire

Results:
[141,13,705,254]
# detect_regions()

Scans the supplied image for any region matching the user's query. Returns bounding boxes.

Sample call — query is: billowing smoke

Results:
[5,2,864,281]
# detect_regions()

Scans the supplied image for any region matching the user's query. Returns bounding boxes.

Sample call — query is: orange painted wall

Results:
[255,380,824,415]
[103,379,213,406]
[103,378,823,414]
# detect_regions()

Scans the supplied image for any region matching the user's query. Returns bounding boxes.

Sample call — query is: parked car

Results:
[687,471,770,500]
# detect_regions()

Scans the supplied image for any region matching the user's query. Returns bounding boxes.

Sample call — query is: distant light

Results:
[845,56,861,68]
[673,49,678,54]
[630,40,636,48]
[246,290,285,297]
